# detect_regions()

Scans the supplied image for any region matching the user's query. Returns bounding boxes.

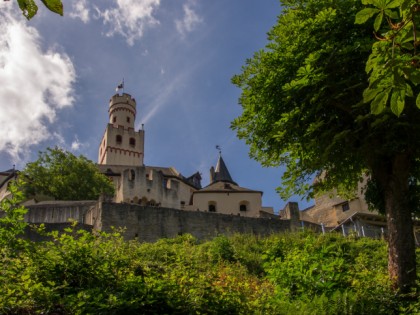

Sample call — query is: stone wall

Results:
[91,202,291,242]
[25,201,97,224]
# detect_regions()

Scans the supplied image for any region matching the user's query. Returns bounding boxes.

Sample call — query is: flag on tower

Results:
[116,79,124,92]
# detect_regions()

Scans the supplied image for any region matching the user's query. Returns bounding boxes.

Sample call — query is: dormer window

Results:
[116,135,122,144]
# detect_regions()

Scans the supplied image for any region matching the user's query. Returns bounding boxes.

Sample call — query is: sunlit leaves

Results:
[40,0,62,16]
[15,0,63,19]
[21,147,114,200]
[355,8,380,24]
[17,0,38,20]
[356,0,419,115]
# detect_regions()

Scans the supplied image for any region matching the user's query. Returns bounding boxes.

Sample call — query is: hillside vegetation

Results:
[1,187,419,314]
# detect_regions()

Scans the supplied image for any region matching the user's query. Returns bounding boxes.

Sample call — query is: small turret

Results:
[108,93,137,130]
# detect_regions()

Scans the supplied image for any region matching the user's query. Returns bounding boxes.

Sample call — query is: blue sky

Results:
[0,0,313,212]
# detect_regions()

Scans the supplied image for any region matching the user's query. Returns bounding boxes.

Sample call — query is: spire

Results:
[211,154,237,185]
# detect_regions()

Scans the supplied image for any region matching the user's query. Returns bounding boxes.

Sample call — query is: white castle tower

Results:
[98,93,145,166]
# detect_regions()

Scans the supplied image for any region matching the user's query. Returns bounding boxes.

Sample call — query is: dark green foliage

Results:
[0,191,418,313]
[4,182,419,313]
[20,147,114,201]
[2,224,420,314]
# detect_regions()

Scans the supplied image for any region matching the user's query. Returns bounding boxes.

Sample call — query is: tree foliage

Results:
[21,147,114,201]
[355,0,420,116]
[231,0,420,292]
[15,0,63,20]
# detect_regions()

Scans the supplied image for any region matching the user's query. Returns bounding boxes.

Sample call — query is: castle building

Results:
[97,92,273,217]
[192,154,269,217]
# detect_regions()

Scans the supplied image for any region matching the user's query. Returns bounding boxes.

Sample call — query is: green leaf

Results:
[384,9,399,19]
[355,8,380,24]
[363,87,381,103]
[385,0,403,9]
[17,0,38,20]
[371,90,389,114]
[390,89,405,116]
[40,0,63,16]
[373,12,383,32]
[416,93,420,109]
[405,84,413,97]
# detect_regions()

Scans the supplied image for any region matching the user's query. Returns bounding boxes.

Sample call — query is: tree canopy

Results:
[232,0,420,292]
[20,147,114,201]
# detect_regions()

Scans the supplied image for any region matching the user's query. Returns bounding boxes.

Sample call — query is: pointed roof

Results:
[212,155,237,185]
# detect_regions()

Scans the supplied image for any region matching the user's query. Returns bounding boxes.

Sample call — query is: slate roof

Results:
[212,155,237,185]
[197,181,262,194]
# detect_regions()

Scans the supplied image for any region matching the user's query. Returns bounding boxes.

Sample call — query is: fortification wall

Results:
[25,201,96,224]
[93,202,291,242]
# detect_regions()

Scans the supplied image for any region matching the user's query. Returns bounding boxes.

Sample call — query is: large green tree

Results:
[21,147,114,201]
[232,0,420,292]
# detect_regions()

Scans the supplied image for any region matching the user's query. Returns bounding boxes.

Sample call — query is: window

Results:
[129,137,136,147]
[116,135,122,144]
[208,202,217,212]
[342,202,350,212]
[129,169,135,181]
[113,117,116,123]
[127,117,130,123]
[240,204,247,211]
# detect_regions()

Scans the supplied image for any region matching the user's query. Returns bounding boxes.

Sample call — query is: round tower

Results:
[109,93,136,130]
[98,92,145,166]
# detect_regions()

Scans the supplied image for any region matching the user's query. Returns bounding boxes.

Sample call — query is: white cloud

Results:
[0,8,76,160]
[95,0,161,46]
[175,2,203,37]
[69,0,90,23]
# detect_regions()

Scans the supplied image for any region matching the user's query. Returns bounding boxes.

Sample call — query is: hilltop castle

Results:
[95,92,274,217]
[3,91,416,243]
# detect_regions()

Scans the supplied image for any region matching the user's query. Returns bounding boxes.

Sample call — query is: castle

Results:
[95,92,274,217]
[2,91,418,243]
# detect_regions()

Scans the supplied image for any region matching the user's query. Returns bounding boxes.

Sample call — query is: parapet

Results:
[109,93,136,109]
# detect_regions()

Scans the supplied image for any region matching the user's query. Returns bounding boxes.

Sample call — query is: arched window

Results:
[208,201,217,212]
[129,137,136,147]
[116,135,122,144]
[239,201,249,212]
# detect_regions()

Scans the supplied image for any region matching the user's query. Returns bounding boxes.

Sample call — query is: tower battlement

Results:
[109,93,136,109]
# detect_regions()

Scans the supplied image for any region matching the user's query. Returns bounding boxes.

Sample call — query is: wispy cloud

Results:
[95,0,161,46]
[0,7,76,160]
[175,1,203,38]
[69,0,90,23]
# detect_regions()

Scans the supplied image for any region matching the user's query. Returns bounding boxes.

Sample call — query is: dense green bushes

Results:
[1,193,419,314]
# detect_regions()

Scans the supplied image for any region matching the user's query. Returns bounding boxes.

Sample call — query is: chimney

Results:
[210,166,215,184]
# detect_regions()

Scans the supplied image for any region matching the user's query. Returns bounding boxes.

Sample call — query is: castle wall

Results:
[90,202,290,242]
[118,167,193,209]
[25,201,96,224]
[99,125,144,166]
[193,192,262,217]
